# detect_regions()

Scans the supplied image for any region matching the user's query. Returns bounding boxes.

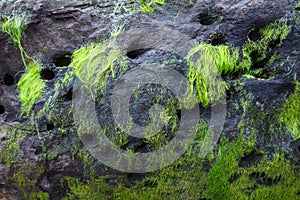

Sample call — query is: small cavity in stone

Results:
[248,27,262,41]
[0,105,5,114]
[127,49,150,59]
[209,33,228,46]
[46,123,55,131]
[64,88,73,101]
[53,54,72,67]
[198,13,218,25]
[3,73,14,86]
[41,68,55,80]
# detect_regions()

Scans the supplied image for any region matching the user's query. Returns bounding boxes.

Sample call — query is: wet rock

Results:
[0,0,299,198]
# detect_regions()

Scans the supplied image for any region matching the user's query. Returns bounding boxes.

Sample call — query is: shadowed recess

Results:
[53,54,72,67]
[3,73,14,86]
[0,105,5,114]
[248,27,262,41]
[127,49,151,59]
[40,68,55,80]
[46,123,55,131]
[198,13,219,25]
[209,33,228,46]
[63,88,73,101]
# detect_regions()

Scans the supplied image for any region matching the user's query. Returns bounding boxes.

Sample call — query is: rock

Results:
[0,0,299,199]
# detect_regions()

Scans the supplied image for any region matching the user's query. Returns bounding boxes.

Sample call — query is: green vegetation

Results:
[295,1,300,10]
[140,0,165,14]
[28,192,49,200]
[189,44,251,75]
[243,20,290,67]
[17,62,45,115]
[184,19,290,107]
[205,135,245,199]
[0,9,295,200]
[70,40,122,96]
[63,132,300,199]
[1,15,46,115]
[185,44,229,107]
[0,15,29,64]
[0,126,24,167]
[280,82,300,140]
[13,169,49,200]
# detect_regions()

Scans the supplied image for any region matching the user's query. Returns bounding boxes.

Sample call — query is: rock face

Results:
[0,0,300,199]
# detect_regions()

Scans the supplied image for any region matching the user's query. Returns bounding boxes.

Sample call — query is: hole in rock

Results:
[34,146,43,155]
[0,105,5,114]
[1,136,7,142]
[64,88,73,101]
[226,90,233,101]
[239,151,263,168]
[41,68,55,80]
[298,145,300,153]
[53,54,72,67]
[46,123,55,131]
[250,172,281,186]
[198,13,218,25]
[248,27,262,41]
[3,73,14,86]
[268,38,281,48]
[127,49,150,59]
[209,33,228,45]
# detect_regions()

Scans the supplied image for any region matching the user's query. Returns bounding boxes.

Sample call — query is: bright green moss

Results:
[185,44,230,107]
[243,19,290,66]
[1,15,46,116]
[0,15,29,64]
[280,82,300,140]
[191,44,251,74]
[28,192,49,200]
[140,0,165,14]
[70,40,122,97]
[0,126,24,167]
[63,176,113,200]
[63,130,300,200]
[204,134,245,199]
[17,62,45,115]
[260,20,290,46]
[296,1,300,10]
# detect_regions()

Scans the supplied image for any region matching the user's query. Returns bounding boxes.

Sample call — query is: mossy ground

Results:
[280,81,300,140]
[62,134,300,200]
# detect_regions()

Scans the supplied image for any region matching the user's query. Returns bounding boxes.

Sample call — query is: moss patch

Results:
[70,39,122,96]
[185,44,230,107]
[280,82,300,140]
[62,133,300,199]
[243,19,290,70]
[140,0,165,14]
[17,62,45,115]
[1,15,46,116]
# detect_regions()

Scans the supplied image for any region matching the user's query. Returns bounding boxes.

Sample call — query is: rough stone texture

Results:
[0,0,299,199]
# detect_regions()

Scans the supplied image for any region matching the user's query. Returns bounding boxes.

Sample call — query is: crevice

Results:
[248,27,262,42]
[0,105,5,114]
[41,68,55,80]
[3,73,15,86]
[197,13,218,25]
[127,49,150,59]
[63,88,73,101]
[209,33,228,46]
[53,54,72,67]
[46,123,55,131]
